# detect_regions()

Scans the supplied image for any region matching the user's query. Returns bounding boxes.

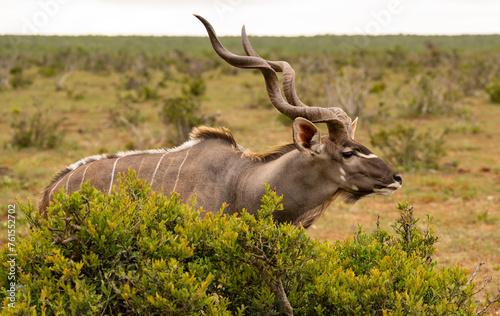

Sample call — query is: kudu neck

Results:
[248,149,338,211]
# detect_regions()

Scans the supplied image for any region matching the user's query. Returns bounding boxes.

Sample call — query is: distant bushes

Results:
[2,37,499,160]
[161,76,218,145]
[112,67,218,148]
[324,67,371,118]
[486,79,500,104]
[1,171,497,315]
[0,63,33,90]
[1,37,498,94]
[9,65,33,89]
[8,102,65,150]
[370,125,445,171]
[402,70,461,117]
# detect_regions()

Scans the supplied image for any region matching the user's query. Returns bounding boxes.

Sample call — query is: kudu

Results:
[39,15,402,228]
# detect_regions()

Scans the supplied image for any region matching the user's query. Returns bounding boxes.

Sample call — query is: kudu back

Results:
[39,16,402,228]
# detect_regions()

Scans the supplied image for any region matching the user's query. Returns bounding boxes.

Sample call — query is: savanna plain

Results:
[0,34,499,312]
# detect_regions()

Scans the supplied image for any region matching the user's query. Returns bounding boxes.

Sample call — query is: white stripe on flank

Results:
[50,175,66,198]
[136,157,146,175]
[80,163,91,186]
[173,146,192,192]
[65,139,202,172]
[150,153,168,187]
[65,169,75,191]
[108,157,122,194]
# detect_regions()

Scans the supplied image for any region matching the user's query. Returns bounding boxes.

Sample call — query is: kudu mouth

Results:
[342,172,402,199]
[373,174,402,196]
[374,183,401,196]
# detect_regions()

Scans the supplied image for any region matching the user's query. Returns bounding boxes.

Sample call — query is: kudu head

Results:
[196,15,402,203]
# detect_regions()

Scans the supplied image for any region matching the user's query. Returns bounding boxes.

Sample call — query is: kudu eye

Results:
[342,151,355,159]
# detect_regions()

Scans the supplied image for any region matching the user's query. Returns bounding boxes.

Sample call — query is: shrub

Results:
[242,82,272,109]
[369,125,445,171]
[8,101,65,149]
[116,69,167,103]
[161,76,218,145]
[458,55,498,95]
[324,67,370,118]
[9,65,33,89]
[182,75,206,97]
[162,95,205,144]
[1,171,498,315]
[38,66,57,77]
[486,79,500,104]
[384,45,409,69]
[109,100,142,127]
[403,70,461,117]
[0,57,15,90]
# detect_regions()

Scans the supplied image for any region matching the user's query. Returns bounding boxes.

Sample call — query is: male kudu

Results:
[39,16,402,228]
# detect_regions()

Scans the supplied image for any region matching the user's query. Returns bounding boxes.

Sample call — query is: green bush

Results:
[242,82,272,110]
[486,79,500,103]
[8,102,66,150]
[403,71,461,117]
[1,171,496,315]
[9,65,33,89]
[370,125,445,171]
[38,67,57,77]
[161,76,217,145]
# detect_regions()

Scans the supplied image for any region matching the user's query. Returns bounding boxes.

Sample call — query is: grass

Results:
[0,35,499,313]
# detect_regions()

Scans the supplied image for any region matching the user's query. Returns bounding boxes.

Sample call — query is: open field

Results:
[0,34,499,312]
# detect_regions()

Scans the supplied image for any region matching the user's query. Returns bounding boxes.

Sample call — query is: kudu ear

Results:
[293,118,324,156]
[350,117,358,140]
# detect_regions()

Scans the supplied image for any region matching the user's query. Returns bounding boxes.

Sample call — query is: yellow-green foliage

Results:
[0,171,483,315]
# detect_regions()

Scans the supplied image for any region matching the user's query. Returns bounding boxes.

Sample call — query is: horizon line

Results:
[2,32,500,37]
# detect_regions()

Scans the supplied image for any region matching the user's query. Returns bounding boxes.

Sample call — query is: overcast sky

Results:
[1,0,499,36]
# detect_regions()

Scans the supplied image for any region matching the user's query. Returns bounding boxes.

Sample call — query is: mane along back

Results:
[243,144,296,162]
[190,126,238,147]
[191,126,297,162]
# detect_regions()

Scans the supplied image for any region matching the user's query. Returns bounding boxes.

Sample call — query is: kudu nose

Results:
[393,174,403,185]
